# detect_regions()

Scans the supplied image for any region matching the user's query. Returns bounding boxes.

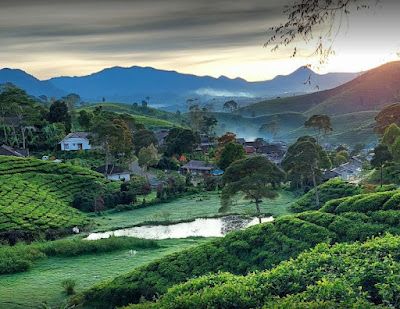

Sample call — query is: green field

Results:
[0,156,106,235]
[93,190,297,232]
[80,103,183,129]
[0,238,210,309]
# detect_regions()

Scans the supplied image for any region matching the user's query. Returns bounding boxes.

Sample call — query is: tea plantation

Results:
[0,156,105,238]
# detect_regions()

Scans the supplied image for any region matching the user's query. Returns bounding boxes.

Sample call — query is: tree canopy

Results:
[217,142,246,171]
[221,156,286,222]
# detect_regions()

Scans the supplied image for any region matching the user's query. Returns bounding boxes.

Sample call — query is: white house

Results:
[60,132,92,151]
[93,165,131,181]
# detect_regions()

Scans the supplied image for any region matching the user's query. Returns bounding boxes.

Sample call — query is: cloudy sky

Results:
[1,0,400,81]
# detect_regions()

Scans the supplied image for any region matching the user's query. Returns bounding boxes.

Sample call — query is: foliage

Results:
[220,156,286,218]
[48,101,72,133]
[61,279,76,295]
[165,127,200,156]
[138,144,159,182]
[375,103,400,135]
[133,129,158,156]
[371,144,393,186]
[0,156,106,241]
[0,236,158,275]
[289,179,363,212]
[217,142,245,171]
[382,123,400,146]
[130,233,400,309]
[304,114,332,143]
[282,136,331,206]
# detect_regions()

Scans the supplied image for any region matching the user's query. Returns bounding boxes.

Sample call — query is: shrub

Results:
[61,279,76,295]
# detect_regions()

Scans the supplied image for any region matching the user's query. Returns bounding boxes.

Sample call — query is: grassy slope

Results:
[82,188,400,308]
[80,103,182,129]
[130,233,400,309]
[0,156,105,234]
[0,238,210,309]
[92,190,296,232]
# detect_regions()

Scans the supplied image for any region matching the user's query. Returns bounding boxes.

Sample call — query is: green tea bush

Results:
[289,179,363,212]
[129,234,400,309]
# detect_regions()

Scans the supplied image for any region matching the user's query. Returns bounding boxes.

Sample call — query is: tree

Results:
[382,123,400,147]
[138,144,159,182]
[165,127,200,156]
[217,142,246,171]
[374,103,400,135]
[304,114,332,144]
[260,117,280,140]
[221,156,286,223]
[265,0,377,66]
[201,115,218,136]
[216,132,237,148]
[334,150,349,166]
[351,142,365,156]
[282,136,331,207]
[223,100,238,112]
[132,129,158,156]
[371,144,393,187]
[48,101,72,133]
[77,110,93,131]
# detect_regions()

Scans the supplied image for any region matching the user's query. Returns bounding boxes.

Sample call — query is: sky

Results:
[1,0,400,81]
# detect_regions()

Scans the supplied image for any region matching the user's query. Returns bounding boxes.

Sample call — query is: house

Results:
[180,160,213,176]
[155,129,169,146]
[93,165,131,181]
[195,142,214,153]
[323,156,364,181]
[60,132,92,151]
[0,144,29,157]
[236,138,246,146]
[257,144,286,164]
[245,146,256,155]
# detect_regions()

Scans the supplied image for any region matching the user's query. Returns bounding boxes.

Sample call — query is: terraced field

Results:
[0,156,105,235]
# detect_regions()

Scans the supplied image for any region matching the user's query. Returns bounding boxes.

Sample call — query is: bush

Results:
[61,278,76,295]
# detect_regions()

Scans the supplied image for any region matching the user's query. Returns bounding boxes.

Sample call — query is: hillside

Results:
[82,186,400,308]
[80,102,184,128]
[0,156,106,239]
[45,66,357,108]
[0,68,66,98]
[130,233,400,308]
[244,61,400,117]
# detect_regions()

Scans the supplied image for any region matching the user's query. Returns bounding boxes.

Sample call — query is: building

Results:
[257,144,286,164]
[60,132,92,151]
[245,146,256,155]
[93,165,131,181]
[181,160,213,176]
[155,129,169,147]
[0,144,29,157]
[323,156,364,181]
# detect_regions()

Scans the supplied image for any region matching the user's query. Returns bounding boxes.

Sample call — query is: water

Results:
[86,215,274,240]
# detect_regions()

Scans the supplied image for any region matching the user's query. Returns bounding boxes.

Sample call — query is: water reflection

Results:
[86,215,274,240]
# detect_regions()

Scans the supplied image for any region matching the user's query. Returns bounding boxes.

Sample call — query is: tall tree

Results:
[48,101,72,133]
[371,144,393,187]
[260,117,280,140]
[138,144,159,182]
[282,136,331,207]
[217,142,246,171]
[382,123,400,147]
[223,100,238,112]
[304,114,332,144]
[221,156,286,223]
[77,110,93,131]
[165,127,200,156]
[132,129,158,156]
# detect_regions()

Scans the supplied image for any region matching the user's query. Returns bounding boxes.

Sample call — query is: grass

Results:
[92,190,297,232]
[0,237,210,309]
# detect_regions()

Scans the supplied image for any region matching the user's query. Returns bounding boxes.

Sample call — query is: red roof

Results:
[245,146,255,154]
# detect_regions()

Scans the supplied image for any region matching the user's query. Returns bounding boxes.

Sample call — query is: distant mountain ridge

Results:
[0,65,358,109]
[0,68,66,98]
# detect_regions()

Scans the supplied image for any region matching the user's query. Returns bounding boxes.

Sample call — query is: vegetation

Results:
[220,156,286,221]
[0,236,158,275]
[129,233,400,309]
[81,188,400,308]
[0,156,106,241]
[289,178,364,212]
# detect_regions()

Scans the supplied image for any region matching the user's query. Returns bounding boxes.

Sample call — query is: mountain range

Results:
[0,65,359,109]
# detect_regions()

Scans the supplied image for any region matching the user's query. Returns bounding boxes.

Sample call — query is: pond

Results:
[86,215,274,240]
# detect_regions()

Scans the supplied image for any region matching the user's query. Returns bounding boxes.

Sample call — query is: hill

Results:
[82,186,400,308]
[129,233,400,308]
[0,68,66,98]
[80,102,184,128]
[45,66,357,109]
[0,156,106,240]
[244,61,400,117]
